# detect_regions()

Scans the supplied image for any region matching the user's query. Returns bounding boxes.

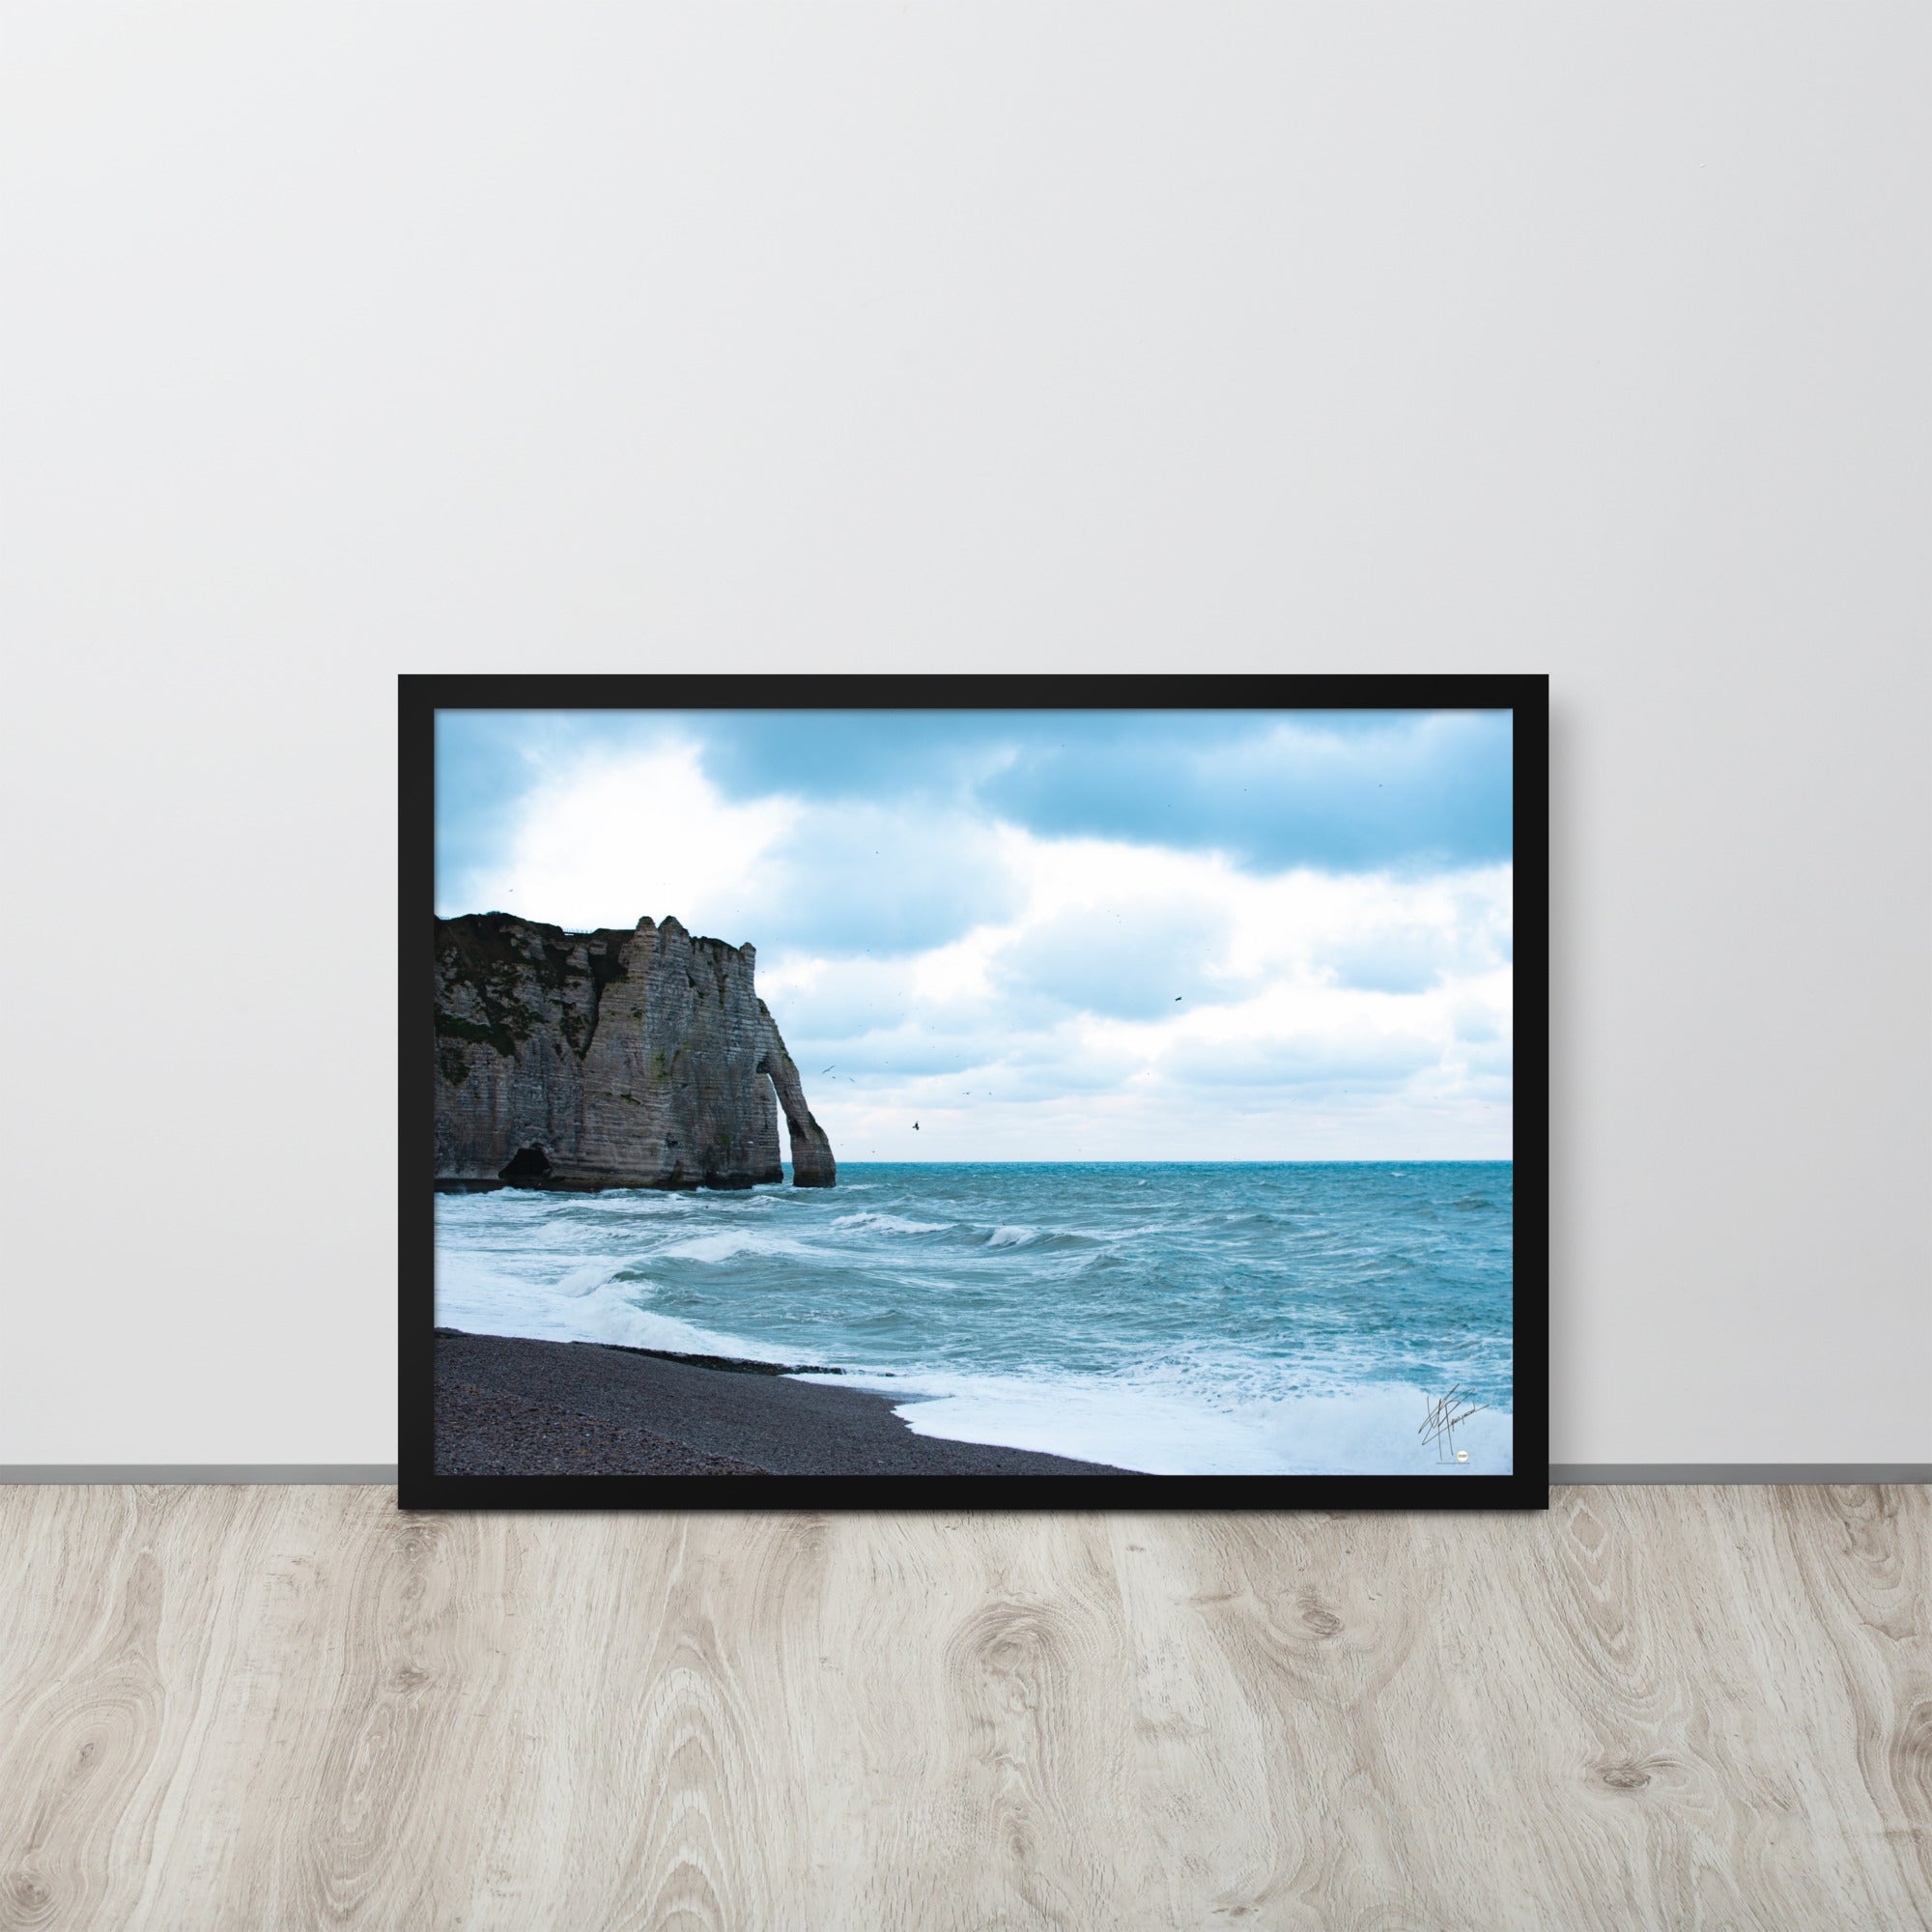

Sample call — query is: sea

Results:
[434,1162,1514,1476]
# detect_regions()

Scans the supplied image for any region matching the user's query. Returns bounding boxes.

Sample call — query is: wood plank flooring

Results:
[0,1486,1926,1929]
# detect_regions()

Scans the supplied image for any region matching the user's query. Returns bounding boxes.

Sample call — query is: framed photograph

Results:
[400,674,1547,1509]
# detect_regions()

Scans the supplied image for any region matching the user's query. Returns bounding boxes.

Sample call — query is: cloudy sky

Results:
[436,709,1513,1161]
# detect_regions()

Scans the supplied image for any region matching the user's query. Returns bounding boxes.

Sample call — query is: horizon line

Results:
[788,1156,1512,1166]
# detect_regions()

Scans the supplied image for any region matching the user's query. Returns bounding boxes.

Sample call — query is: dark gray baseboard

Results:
[1550,1464,1931,1485]
[0,1465,400,1485]
[2,1464,1926,1487]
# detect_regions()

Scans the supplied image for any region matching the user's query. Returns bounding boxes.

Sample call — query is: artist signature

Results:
[1419,1386,1487,1463]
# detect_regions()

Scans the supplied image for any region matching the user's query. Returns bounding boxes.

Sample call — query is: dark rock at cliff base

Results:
[434,912,837,1190]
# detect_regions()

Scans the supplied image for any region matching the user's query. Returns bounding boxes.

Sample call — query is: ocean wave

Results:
[553,1260,629,1298]
[655,1230,810,1264]
[980,1224,1100,1252]
[436,1253,802,1362]
[831,1211,950,1236]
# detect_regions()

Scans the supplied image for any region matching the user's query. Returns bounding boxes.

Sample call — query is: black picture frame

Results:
[400,672,1548,1511]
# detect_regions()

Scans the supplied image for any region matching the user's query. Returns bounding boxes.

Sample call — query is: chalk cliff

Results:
[434,913,836,1190]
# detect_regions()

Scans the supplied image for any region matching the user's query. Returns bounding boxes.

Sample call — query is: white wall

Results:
[3,7,1925,1465]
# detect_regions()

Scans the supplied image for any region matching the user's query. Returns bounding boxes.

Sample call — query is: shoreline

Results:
[434,1329,1131,1478]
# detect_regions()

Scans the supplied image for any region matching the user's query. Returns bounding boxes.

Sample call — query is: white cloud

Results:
[759,837,1512,1160]
[457,741,1513,1159]
[460,739,799,938]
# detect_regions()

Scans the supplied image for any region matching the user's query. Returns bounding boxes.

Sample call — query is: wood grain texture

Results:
[0,1487,1926,1929]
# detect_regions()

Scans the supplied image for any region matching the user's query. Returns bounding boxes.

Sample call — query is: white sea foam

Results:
[436,1252,800,1363]
[830,1211,949,1236]
[984,1224,1035,1247]
[841,1371,1515,1477]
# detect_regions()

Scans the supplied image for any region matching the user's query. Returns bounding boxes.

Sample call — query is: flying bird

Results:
[913,1122,920,1131]
[1175,995,1183,1001]
[820,1065,835,1074]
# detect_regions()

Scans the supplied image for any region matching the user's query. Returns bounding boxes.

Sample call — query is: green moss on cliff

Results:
[436,912,626,1062]
[434,1009,522,1060]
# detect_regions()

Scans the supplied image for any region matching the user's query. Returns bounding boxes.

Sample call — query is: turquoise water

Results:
[435,1161,1514,1475]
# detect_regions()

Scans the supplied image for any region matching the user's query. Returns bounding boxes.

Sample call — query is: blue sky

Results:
[437,709,1514,1159]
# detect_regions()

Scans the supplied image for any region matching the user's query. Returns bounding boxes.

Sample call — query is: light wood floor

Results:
[0,1487,1926,1930]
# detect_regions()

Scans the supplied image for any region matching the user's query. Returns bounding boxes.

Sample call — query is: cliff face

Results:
[434,913,836,1190]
